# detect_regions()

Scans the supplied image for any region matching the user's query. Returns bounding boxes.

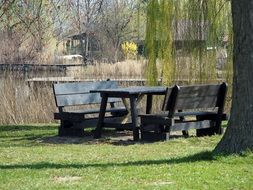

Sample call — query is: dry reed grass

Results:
[68,59,147,79]
[0,76,55,124]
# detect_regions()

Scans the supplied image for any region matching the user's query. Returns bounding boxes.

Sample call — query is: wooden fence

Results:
[0,63,84,79]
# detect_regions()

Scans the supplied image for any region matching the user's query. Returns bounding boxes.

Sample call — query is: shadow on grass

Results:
[39,129,191,146]
[0,125,57,132]
[0,125,203,147]
[0,127,194,147]
[0,151,214,170]
[39,130,137,145]
[0,127,137,146]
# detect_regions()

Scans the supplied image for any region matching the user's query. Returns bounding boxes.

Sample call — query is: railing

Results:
[0,63,84,79]
[25,77,226,89]
[25,77,149,87]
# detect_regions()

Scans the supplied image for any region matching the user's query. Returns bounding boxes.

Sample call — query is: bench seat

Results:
[54,107,127,119]
[140,111,228,121]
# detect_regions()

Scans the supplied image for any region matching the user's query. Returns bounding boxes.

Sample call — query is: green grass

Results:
[0,124,252,190]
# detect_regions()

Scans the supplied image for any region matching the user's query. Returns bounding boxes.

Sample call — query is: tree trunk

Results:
[214,0,253,154]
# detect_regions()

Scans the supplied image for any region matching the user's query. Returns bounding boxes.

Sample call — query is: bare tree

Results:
[98,0,139,62]
[67,0,103,61]
[0,0,68,63]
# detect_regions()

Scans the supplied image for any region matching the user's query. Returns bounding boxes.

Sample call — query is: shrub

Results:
[121,41,137,60]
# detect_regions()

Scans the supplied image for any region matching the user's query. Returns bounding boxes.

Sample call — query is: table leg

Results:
[94,94,108,139]
[146,94,153,114]
[130,96,139,141]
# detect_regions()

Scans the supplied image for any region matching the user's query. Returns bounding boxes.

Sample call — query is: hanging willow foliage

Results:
[145,0,232,85]
[158,0,176,85]
[145,0,176,85]
[145,0,159,85]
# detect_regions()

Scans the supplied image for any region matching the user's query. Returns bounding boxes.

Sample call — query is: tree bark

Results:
[214,0,253,154]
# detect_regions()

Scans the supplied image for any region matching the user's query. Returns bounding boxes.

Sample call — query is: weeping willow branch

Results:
[145,0,232,85]
[145,0,175,85]
[145,0,159,85]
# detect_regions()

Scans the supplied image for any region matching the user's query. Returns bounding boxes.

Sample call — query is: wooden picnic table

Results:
[90,86,167,141]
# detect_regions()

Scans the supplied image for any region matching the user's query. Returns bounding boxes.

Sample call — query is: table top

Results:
[90,86,167,96]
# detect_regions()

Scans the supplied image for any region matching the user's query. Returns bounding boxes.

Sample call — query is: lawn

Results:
[0,124,252,190]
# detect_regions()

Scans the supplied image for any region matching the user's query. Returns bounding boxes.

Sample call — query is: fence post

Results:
[23,64,29,79]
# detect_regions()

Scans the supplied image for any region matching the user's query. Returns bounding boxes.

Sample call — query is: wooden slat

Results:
[64,107,127,114]
[103,122,133,130]
[55,93,121,107]
[171,120,211,131]
[178,84,220,97]
[174,111,217,117]
[176,96,218,110]
[54,112,85,121]
[58,116,127,129]
[55,93,100,106]
[53,81,122,107]
[53,81,118,95]
[140,115,173,126]
[90,86,167,96]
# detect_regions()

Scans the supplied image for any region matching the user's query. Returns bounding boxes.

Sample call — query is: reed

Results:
[0,75,55,124]
[69,60,147,79]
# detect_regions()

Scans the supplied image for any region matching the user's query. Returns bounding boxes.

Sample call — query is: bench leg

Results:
[140,122,171,141]
[195,114,224,136]
[130,96,139,141]
[94,94,108,139]
[140,128,171,141]
[213,119,223,135]
[196,128,214,137]
[196,121,218,136]
[58,120,85,137]
[182,130,189,137]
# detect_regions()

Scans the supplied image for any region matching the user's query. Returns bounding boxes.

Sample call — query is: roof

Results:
[67,33,87,40]
[173,20,209,41]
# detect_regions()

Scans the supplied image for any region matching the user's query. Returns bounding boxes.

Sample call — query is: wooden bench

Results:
[140,83,228,141]
[53,81,128,137]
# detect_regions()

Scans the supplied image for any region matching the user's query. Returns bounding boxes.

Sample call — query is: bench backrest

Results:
[163,82,227,117]
[175,82,227,110]
[176,83,227,110]
[53,81,120,107]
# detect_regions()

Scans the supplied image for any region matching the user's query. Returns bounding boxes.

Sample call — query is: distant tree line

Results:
[0,0,145,64]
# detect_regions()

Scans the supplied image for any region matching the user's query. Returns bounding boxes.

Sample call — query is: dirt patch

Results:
[38,130,136,145]
[53,176,82,183]
[38,129,190,146]
[149,181,174,186]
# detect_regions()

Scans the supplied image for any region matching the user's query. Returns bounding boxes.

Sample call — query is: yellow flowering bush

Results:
[121,41,137,59]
